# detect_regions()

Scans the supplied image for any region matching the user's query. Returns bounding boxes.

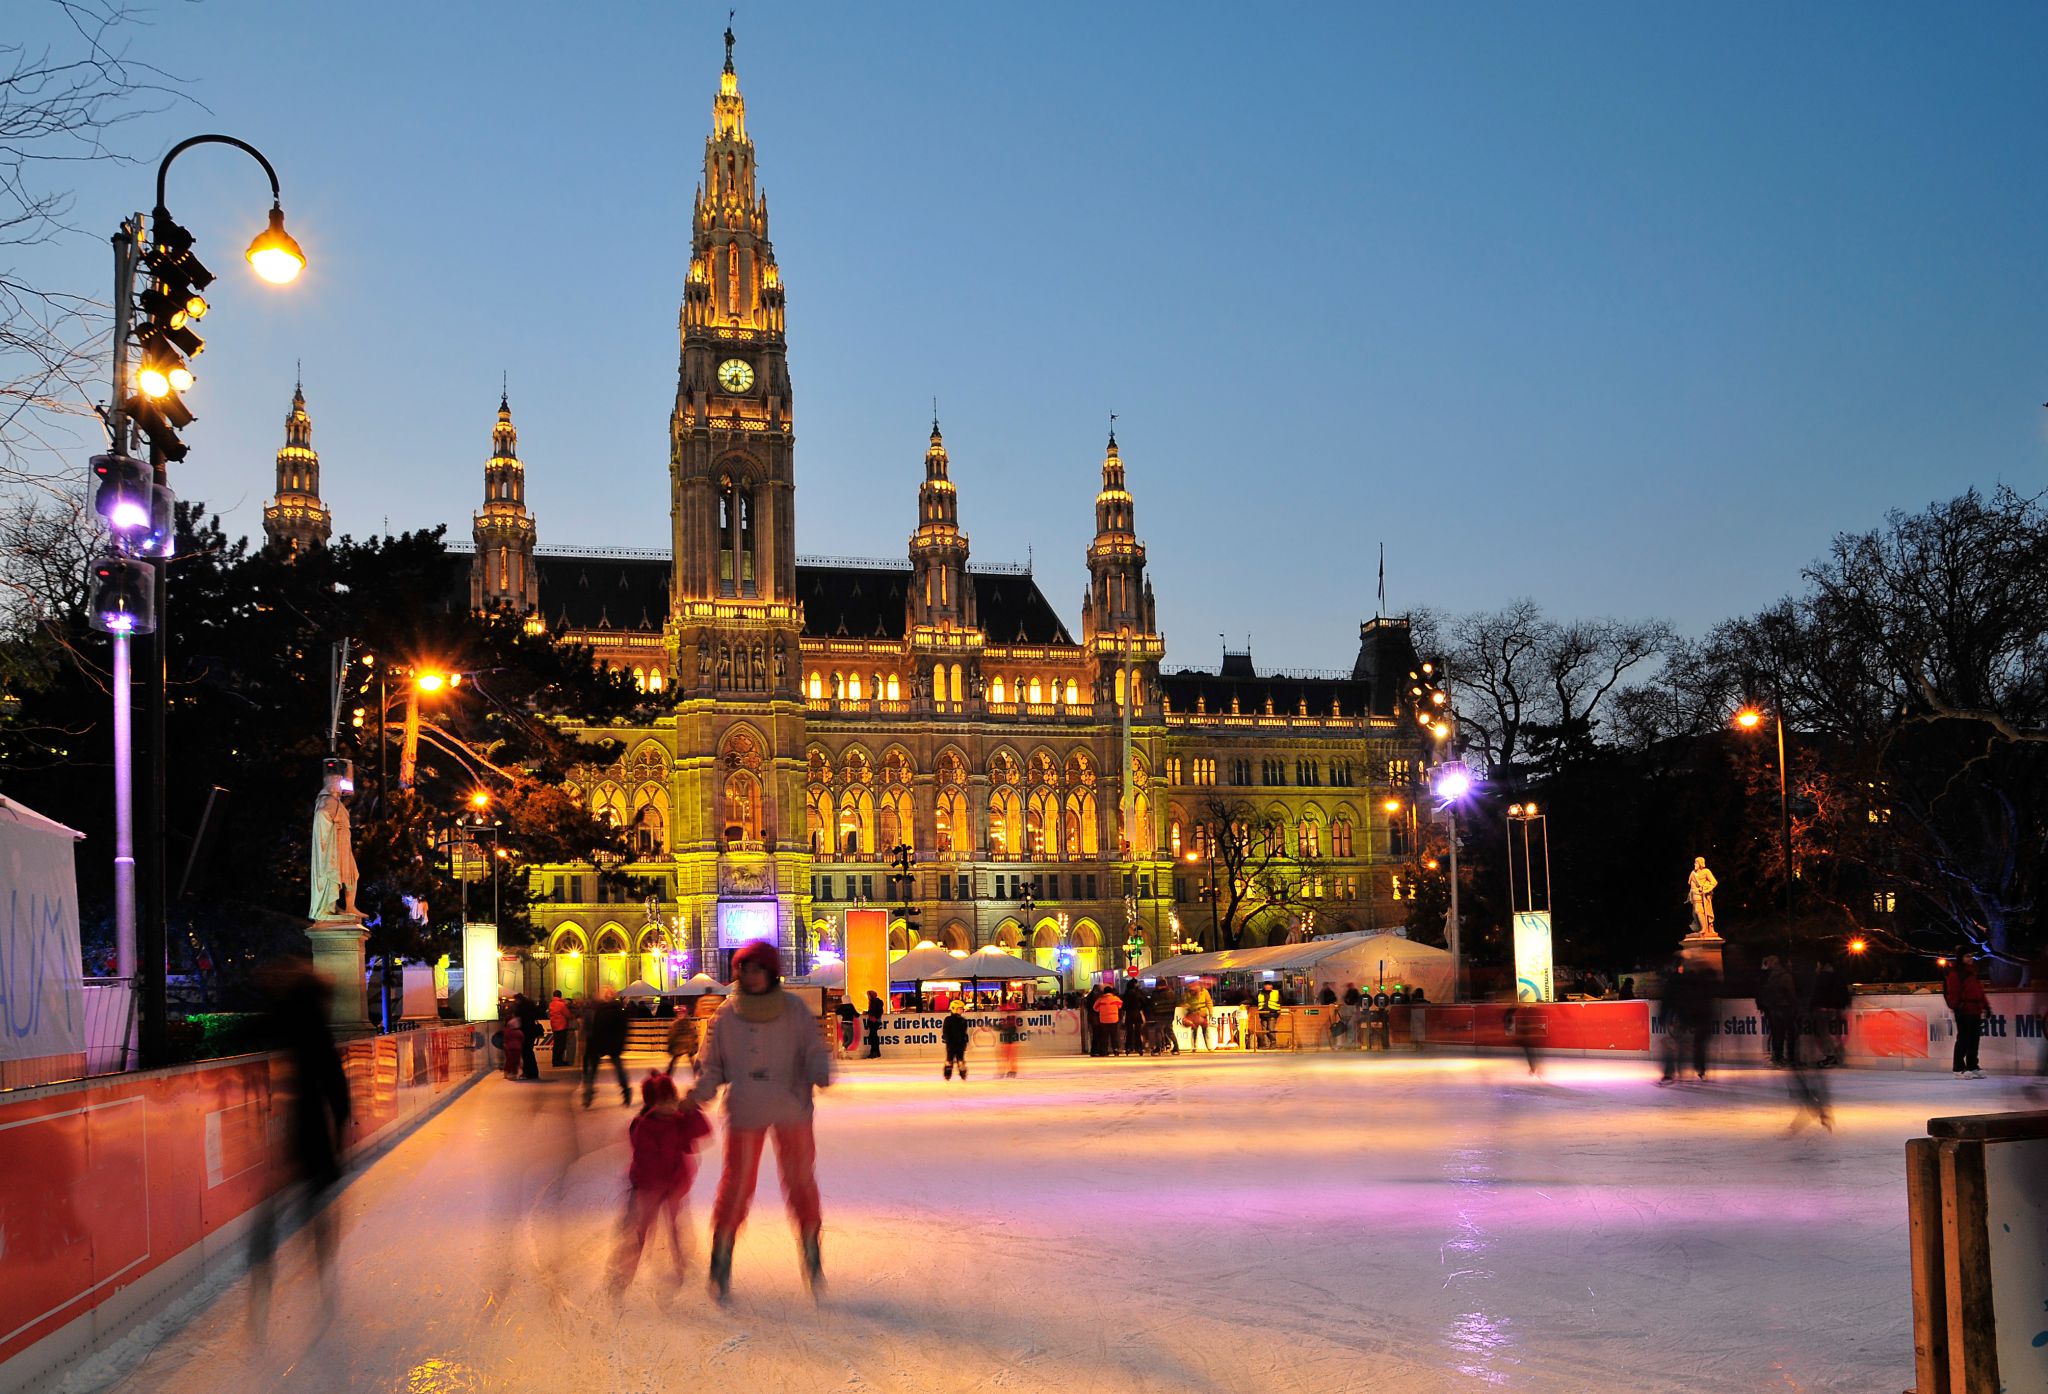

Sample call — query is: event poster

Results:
[1513,911,1555,1003]
[0,806,85,1061]
[718,900,776,949]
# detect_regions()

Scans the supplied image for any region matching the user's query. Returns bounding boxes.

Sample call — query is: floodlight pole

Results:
[1447,802,1462,1001]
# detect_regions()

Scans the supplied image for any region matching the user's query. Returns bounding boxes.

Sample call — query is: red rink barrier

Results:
[0,1024,487,1392]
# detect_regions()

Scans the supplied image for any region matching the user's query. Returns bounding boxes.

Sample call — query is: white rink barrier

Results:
[1650,992,2048,1073]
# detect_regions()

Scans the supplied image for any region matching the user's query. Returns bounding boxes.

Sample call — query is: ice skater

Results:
[862,990,884,1059]
[248,959,353,1334]
[583,987,631,1108]
[996,997,1024,1076]
[610,1072,711,1292]
[1659,960,1716,1084]
[942,1001,970,1079]
[689,940,834,1302]
[1784,1006,1833,1134]
[1943,953,1989,1079]
[500,1007,525,1080]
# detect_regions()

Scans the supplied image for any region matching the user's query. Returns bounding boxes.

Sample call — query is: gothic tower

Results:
[260,377,331,554]
[471,390,539,614]
[907,415,976,632]
[666,24,808,963]
[1082,426,1164,857]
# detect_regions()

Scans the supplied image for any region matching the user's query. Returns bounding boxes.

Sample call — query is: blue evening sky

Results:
[19,1,2048,670]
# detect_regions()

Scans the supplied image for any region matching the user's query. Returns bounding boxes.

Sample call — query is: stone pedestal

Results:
[308,917,370,1028]
[1679,929,1725,978]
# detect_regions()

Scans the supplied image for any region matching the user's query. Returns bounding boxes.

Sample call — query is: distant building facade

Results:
[448,38,1437,994]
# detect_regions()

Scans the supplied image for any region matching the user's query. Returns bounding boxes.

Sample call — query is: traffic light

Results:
[130,213,212,463]
[89,555,156,635]
[91,452,152,535]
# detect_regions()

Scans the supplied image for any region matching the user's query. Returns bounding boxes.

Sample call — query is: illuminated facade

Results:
[261,379,331,554]
[459,35,1436,996]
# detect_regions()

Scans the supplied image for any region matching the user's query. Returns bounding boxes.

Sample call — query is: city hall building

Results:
[267,37,1438,997]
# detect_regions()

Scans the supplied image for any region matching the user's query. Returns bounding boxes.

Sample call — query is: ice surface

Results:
[65,1051,2028,1393]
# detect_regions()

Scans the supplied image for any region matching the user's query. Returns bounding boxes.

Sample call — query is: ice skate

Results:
[800,1229,823,1299]
[708,1233,733,1305]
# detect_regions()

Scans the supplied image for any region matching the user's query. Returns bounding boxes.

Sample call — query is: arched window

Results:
[1027,789,1059,859]
[808,671,823,700]
[886,673,901,701]
[1065,678,1079,706]
[722,770,761,842]
[1115,669,1126,709]
[879,787,913,853]
[988,787,1020,857]
[847,672,863,701]
[950,663,963,703]
[990,675,1006,703]
[935,789,965,854]
[1331,819,1353,858]
[1028,677,1043,704]
[1132,671,1143,708]
[1299,819,1321,859]
[633,666,647,692]
[807,788,831,855]
[647,667,664,693]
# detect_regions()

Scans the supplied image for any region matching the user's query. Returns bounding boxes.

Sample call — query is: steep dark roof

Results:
[1160,670,1377,721]
[536,556,672,634]
[505,551,1072,644]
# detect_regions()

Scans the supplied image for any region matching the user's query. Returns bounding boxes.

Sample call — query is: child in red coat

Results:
[500,1012,524,1080]
[610,1072,713,1290]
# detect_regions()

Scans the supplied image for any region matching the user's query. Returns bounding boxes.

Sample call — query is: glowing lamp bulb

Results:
[110,499,150,531]
[101,611,136,634]
[415,673,446,693]
[136,365,172,399]
[1735,708,1763,730]
[1434,769,1472,800]
[245,205,306,284]
[167,365,194,393]
[469,790,490,809]
[1848,938,1867,954]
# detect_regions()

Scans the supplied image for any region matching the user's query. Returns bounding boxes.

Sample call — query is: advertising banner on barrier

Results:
[843,908,889,1014]
[867,1008,1082,1059]
[0,797,86,1066]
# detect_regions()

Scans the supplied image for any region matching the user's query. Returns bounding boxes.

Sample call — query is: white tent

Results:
[1144,930,1454,1002]
[620,980,661,999]
[887,943,974,984]
[955,945,1062,982]
[787,959,845,988]
[674,972,727,997]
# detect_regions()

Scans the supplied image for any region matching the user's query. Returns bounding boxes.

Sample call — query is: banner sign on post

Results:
[0,799,86,1062]
[461,922,498,1021]
[1513,910,1555,1003]
[844,907,889,1013]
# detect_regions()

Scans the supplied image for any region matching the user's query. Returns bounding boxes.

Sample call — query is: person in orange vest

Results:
[1092,987,1124,1056]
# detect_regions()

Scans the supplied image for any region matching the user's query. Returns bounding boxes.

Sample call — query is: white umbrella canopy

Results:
[674,972,727,997]
[888,943,974,983]
[620,981,662,999]
[956,945,1061,981]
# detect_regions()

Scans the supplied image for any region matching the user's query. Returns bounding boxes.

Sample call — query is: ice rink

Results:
[67,1049,2027,1394]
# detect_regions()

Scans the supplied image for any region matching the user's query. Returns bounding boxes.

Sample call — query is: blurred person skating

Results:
[610,1072,712,1292]
[1183,981,1214,1051]
[1121,982,1149,1055]
[690,940,834,1302]
[500,1008,525,1080]
[1151,982,1181,1054]
[667,1008,701,1076]
[996,996,1024,1076]
[1660,962,1715,1084]
[1092,986,1123,1056]
[249,959,353,1329]
[942,1001,970,1079]
[835,996,859,1055]
[584,988,632,1108]
[548,990,574,1066]
[862,990,884,1059]
[513,991,543,1079]
[1943,953,1989,1078]
[1785,987,1833,1134]
[1256,981,1282,1050]
[1810,960,1849,1066]
[1757,957,1799,1067]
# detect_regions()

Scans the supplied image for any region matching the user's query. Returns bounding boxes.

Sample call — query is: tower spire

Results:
[473,391,539,615]
[724,11,736,73]
[262,376,331,555]
[909,416,972,631]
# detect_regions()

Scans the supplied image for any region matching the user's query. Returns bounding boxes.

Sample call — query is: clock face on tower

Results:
[716,359,755,394]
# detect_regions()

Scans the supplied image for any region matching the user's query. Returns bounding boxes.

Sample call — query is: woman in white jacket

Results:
[688,939,833,1301]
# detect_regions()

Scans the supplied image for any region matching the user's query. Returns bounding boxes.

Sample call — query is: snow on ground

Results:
[71,1049,2027,1394]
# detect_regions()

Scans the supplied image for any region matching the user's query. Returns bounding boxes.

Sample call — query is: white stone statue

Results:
[309,769,360,920]
[1687,856,1719,937]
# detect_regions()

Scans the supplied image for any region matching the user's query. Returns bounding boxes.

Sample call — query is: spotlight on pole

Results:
[1433,763,1473,803]
[90,555,157,635]
[91,453,154,536]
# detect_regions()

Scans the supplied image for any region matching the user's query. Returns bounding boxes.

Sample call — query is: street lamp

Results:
[1505,802,1551,918]
[1433,762,1474,999]
[1734,701,1795,950]
[94,133,304,1067]
[1186,845,1220,951]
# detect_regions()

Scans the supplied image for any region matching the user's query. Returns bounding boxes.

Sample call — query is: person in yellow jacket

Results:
[1183,983,1215,1051]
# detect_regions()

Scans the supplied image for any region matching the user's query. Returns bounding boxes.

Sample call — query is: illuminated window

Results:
[648,668,664,693]
[950,664,964,704]
[847,673,863,701]
[886,673,901,701]
[1066,678,1079,705]
[1029,677,1043,704]
[633,666,646,692]
[990,675,1006,703]
[1165,757,1183,784]
[808,671,823,700]
[1872,891,1896,913]
[1391,873,1406,901]
[1114,670,1126,709]
[1331,821,1353,857]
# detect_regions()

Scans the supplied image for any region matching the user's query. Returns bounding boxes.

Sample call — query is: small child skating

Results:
[500,1012,525,1080]
[941,1002,970,1080]
[610,1072,712,1292]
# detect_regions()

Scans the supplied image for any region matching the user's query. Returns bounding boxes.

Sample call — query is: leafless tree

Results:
[1,1,186,486]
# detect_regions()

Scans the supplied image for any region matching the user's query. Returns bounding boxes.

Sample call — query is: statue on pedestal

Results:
[1687,856,1719,938]
[309,767,360,921]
